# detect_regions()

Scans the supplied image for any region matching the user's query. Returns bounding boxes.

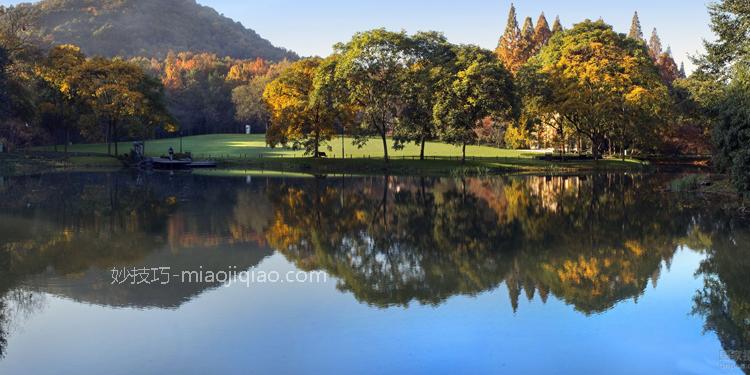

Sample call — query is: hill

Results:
[31,0,298,60]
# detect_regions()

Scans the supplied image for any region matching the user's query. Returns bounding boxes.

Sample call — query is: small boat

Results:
[187,161,218,168]
[151,158,192,170]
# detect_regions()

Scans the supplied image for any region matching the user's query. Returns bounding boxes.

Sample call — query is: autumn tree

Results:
[628,12,644,41]
[533,13,553,53]
[69,58,169,155]
[654,48,681,84]
[264,58,341,157]
[226,58,269,84]
[434,45,518,162]
[496,4,524,73]
[334,29,413,162]
[526,20,670,159]
[648,28,663,60]
[35,45,86,152]
[232,60,291,133]
[519,17,536,63]
[551,16,564,34]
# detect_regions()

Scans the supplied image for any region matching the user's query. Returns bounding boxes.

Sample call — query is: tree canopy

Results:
[523,20,670,159]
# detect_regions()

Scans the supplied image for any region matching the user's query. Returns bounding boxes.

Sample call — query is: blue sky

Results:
[3,0,713,71]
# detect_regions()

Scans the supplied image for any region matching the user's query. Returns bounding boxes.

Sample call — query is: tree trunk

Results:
[462,142,467,164]
[420,136,426,160]
[381,132,389,163]
[106,122,112,155]
[591,136,601,160]
[113,121,119,156]
[313,132,320,158]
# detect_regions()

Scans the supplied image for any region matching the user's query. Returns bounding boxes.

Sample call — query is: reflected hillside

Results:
[0,173,274,310]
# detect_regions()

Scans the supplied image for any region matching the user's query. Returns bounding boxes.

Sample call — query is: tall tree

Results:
[35,44,86,152]
[496,4,524,73]
[526,20,670,159]
[0,4,39,61]
[551,16,564,34]
[628,12,644,41]
[0,46,8,119]
[232,60,291,133]
[264,58,339,157]
[70,58,169,155]
[334,29,413,162]
[648,28,663,60]
[434,45,518,162]
[393,32,454,159]
[519,17,536,63]
[533,13,553,53]
[696,0,750,192]
[655,48,681,84]
[699,0,750,77]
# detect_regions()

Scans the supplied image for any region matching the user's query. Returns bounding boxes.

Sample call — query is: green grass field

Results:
[29,134,646,175]
[37,134,543,160]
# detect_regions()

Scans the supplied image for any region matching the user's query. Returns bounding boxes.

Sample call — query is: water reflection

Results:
[0,171,747,368]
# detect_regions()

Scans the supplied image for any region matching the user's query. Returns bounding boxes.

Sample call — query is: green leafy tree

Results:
[434,45,518,162]
[695,0,750,192]
[334,29,413,162]
[393,32,454,159]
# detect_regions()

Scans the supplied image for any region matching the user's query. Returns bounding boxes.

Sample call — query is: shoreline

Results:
[0,151,658,177]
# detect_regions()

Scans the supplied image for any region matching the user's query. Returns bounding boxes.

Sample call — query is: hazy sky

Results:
[2,0,713,71]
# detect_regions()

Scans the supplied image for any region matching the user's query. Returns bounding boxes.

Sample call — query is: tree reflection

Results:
[0,171,747,365]
[266,174,705,312]
[693,217,750,372]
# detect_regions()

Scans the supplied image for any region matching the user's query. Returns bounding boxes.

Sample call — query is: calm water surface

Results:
[0,172,747,374]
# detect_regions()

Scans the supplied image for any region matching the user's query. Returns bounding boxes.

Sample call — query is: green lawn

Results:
[30,134,647,175]
[37,134,544,160]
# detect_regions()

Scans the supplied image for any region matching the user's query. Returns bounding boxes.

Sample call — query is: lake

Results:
[0,171,747,374]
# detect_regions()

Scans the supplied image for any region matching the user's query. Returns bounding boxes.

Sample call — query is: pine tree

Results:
[533,13,552,52]
[628,11,644,41]
[648,28,662,60]
[519,16,535,62]
[496,4,523,73]
[551,16,563,34]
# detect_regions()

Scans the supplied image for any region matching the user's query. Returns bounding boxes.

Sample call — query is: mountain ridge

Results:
[30,0,298,60]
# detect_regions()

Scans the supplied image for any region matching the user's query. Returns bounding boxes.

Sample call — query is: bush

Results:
[712,68,750,193]
[669,174,710,192]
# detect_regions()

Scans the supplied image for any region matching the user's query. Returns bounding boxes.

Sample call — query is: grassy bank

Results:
[36,134,543,159]
[26,134,648,176]
[0,152,122,176]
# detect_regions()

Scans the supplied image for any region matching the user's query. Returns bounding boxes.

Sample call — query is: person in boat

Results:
[168,147,175,161]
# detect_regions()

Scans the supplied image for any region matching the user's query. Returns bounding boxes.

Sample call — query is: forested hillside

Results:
[33,0,297,60]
